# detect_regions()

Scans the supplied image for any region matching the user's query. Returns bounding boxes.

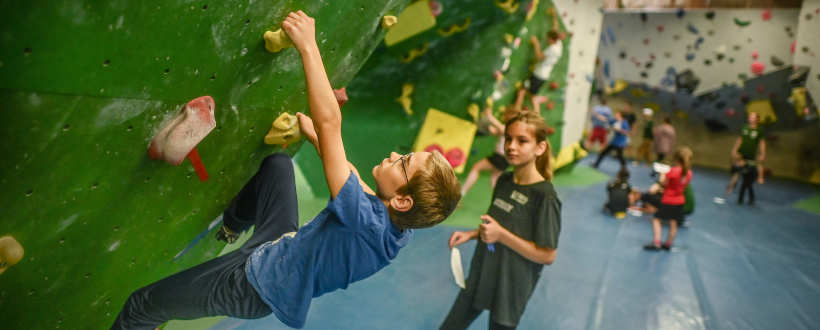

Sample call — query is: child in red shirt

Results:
[644,147,693,251]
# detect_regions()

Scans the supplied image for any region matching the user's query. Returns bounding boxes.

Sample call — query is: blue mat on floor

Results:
[209,160,820,330]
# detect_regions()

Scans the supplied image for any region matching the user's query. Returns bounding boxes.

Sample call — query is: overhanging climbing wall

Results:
[297,0,573,197]
[0,0,410,329]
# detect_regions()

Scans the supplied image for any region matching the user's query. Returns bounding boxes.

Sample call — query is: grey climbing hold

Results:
[771,56,784,67]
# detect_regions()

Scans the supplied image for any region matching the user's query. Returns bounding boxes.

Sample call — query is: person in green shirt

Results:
[731,112,766,185]
[637,108,655,168]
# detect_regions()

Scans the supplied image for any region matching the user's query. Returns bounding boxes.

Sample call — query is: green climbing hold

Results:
[734,18,751,27]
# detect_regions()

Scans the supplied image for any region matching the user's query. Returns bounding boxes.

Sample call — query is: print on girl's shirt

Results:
[493,198,514,212]
[510,191,529,205]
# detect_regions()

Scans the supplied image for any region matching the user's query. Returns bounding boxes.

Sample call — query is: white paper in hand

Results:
[450,248,466,289]
[653,162,671,174]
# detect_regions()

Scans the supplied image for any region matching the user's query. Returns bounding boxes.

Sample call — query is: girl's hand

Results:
[530,36,540,45]
[479,215,505,244]
[296,112,320,154]
[282,11,316,53]
[449,231,475,249]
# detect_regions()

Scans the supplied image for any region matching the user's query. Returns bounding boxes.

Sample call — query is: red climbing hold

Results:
[726,108,736,117]
[546,101,555,110]
[445,148,465,168]
[757,85,765,94]
[424,144,444,154]
[761,9,772,21]
[751,61,765,75]
[791,41,796,54]
[546,127,555,135]
[548,81,559,90]
[148,96,216,182]
[333,87,348,107]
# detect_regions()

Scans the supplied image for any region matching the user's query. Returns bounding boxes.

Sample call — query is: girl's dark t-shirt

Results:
[463,171,562,327]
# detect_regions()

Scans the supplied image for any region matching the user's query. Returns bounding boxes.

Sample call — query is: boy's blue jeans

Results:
[111,154,299,330]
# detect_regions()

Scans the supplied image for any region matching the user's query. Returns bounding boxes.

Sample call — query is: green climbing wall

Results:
[0,0,410,329]
[296,0,571,197]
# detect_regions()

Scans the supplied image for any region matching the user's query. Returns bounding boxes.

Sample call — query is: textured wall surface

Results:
[794,0,820,102]
[0,0,410,329]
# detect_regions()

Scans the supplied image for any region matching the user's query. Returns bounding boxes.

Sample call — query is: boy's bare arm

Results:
[284,11,349,199]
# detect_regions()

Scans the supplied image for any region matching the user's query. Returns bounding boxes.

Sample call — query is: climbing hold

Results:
[675,69,700,94]
[333,88,348,107]
[619,51,627,59]
[396,83,414,116]
[263,29,294,53]
[661,76,675,87]
[674,109,688,119]
[424,144,444,154]
[0,236,24,276]
[467,103,480,122]
[429,0,443,17]
[265,113,301,146]
[504,33,514,43]
[740,94,750,104]
[704,59,712,66]
[733,44,741,51]
[726,108,736,116]
[751,61,765,75]
[791,41,796,54]
[716,54,725,61]
[657,25,664,33]
[705,11,715,20]
[664,52,672,59]
[802,46,810,53]
[676,8,685,18]
[751,51,758,59]
[672,34,680,40]
[438,17,471,36]
[649,53,656,61]
[603,60,610,78]
[548,81,559,90]
[771,56,784,67]
[445,148,466,168]
[413,109,477,173]
[381,15,398,29]
[806,13,813,20]
[606,26,616,43]
[738,73,748,80]
[640,12,648,23]
[399,42,429,63]
[645,62,653,69]
[687,22,699,34]
[694,37,704,50]
[384,0,437,46]
[761,9,772,21]
[734,17,751,27]
[525,0,540,21]
[495,0,519,14]
[546,127,555,135]
[148,96,216,182]
[769,92,777,99]
[707,29,715,36]
[643,38,649,45]
[729,57,735,63]
[666,67,676,76]
[546,101,555,110]
[513,37,521,48]
[685,53,695,61]
[715,101,726,109]
[640,72,648,78]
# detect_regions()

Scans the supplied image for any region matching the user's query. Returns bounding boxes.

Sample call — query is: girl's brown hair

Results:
[673,146,693,180]
[504,112,553,181]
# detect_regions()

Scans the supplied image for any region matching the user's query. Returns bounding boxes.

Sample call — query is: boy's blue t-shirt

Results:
[590,105,613,128]
[245,172,413,329]
[609,119,630,147]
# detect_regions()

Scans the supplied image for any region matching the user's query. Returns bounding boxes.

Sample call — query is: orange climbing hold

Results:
[333,88,348,107]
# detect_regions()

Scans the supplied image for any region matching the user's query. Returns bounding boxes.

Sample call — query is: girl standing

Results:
[441,112,562,330]
[644,147,693,251]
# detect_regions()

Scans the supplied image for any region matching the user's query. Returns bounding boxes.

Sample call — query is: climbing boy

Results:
[111,11,461,330]
[519,7,564,112]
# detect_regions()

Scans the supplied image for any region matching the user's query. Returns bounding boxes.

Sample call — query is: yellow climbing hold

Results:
[791,87,807,118]
[495,0,519,14]
[674,109,689,120]
[526,0,540,21]
[384,0,437,46]
[514,81,523,89]
[396,83,414,116]
[746,99,777,124]
[438,17,471,36]
[486,96,494,110]
[504,34,515,43]
[0,236,24,276]
[412,109,477,174]
[264,113,301,145]
[468,103,480,122]
[399,42,429,63]
[604,79,629,95]
[263,29,294,53]
[382,15,398,29]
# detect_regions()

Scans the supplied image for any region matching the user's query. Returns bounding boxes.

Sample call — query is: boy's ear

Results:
[535,141,548,157]
[390,195,414,212]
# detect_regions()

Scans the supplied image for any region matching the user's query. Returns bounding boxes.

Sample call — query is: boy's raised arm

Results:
[284,11,349,199]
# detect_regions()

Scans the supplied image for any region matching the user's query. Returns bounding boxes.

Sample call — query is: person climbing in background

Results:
[111,12,462,330]
[518,7,563,113]
[442,112,561,330]
[462,105,522,197]
[592,110,630,169]
[651,116,675,177]
[637,108,655,169]
[620,102,638,165]
[644,147,693,251]
[604,168,632,219]
[586,97,613,152]
[731,112,766,187]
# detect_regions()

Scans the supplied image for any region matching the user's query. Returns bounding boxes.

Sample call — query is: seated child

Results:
[111,12,461,330]
[604,168,632,218]
[726,154,746,194]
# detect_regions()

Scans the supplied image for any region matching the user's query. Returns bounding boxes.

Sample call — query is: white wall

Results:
[598,9,799,94]
[794,0,820,102]
[555,0,605,147]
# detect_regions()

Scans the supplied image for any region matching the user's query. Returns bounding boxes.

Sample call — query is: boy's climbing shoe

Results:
[661,243,672,251]
[215,225,239,244]
[643,243,662,251]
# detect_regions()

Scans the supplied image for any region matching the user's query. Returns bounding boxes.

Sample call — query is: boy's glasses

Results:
[393,152,414,193]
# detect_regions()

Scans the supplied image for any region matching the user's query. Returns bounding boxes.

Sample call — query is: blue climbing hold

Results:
[694,37,705,50]
[661,76,675,86]
[600,33,608,47]
[676,8,685,19]
[666,66,677,76]
[604,60,610,78]
[687,22,699,34]
[606,26,616,44]
[686,53,696,61]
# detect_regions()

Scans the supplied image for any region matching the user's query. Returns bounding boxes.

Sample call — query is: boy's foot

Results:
[748,199,755,206]
[643,243,662,251]
[661,243,672,251]
[215,225,239,244]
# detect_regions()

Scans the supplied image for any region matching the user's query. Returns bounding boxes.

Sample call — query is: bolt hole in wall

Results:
[250,126,254,131]
[63,124,70,131]
[23,47,31,55]
[103,60,110,66]
[26,189,33,196]
[91,183,98,189]
[202,5,207,10]
[211,75,216,81]
[127,125,132,131]
[245,19,250,25]
[164,69,169,74]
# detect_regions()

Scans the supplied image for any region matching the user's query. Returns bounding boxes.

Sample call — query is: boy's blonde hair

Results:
[390,150,461,229]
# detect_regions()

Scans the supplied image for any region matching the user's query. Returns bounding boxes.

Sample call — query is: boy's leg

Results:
[111,252,270,330]
[615,147,625,168]
[440,290,484,330]
[223,153,300,255]
[593,144,614,168]
[738,179,748,204]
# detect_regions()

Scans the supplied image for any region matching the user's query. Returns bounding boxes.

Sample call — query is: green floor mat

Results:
[795,193,820,215]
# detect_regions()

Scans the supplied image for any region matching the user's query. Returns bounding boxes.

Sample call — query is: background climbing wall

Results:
[553,0,605,148]
[295,0,574,198]
[794,0,820,103]
[0,0,411,329]
[598,9,799,94]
